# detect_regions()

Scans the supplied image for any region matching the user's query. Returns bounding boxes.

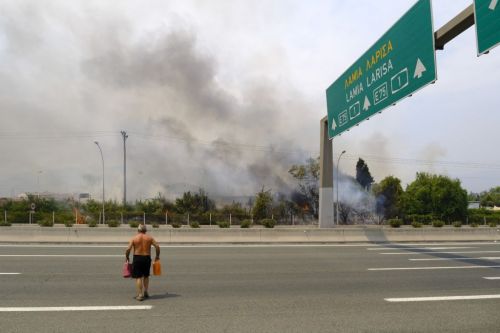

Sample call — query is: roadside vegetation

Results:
[0,158,498,227]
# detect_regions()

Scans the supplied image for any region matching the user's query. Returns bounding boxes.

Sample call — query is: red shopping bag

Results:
[122,261,132,278]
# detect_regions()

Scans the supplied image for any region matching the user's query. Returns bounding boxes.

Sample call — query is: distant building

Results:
[78,193,91,204]
[468,201,480,209]
[16,192,90,203]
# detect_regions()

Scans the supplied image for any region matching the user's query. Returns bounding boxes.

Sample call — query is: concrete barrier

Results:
[0,225,499,243]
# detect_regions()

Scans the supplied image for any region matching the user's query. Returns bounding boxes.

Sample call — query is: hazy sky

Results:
[0,0,498,201]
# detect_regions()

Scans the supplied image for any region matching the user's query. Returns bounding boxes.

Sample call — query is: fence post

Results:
[165,211,168,225]
[121,212,123,224]
[4,210,6,223]
[229,213,232,226]
[143,212,146,224]
[209,213,212,226]
[75,210,77,225]
[187,213,190,226]
[52,211,55,225]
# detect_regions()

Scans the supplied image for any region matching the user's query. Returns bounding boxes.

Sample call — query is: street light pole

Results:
[36,170,42,198]
[94,141,105,224]
[121,131,128,207]
[336,150,346,226]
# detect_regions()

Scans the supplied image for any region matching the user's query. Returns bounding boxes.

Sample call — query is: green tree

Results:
[479,187,500,207]
[403,173,468,222]
[289,157,319,218]
[174,189,215,214]
[355,158,374,191]
[252,187,273,220]
[372,176,403,219]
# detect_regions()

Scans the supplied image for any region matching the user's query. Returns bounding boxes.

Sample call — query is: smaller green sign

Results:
[474,0,500,55]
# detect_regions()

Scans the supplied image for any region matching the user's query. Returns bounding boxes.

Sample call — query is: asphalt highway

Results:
[1,242,500,332]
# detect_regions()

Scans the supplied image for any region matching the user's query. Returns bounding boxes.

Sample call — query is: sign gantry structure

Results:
[319,0,499,228]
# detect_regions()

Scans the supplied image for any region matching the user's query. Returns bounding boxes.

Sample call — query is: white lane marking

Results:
[0,245,125,248]
[367,247,474,251]
[0,305,152,312]
[381,251,500,255]
[0,273,21,275]
[483,277,500,280]
[366,242,498,247]
[0,242,498,249]
[0,244,378,248]
[409,257,500,261]
[0,255,122,257]
[385,294,500,303]
[368,265,500,271]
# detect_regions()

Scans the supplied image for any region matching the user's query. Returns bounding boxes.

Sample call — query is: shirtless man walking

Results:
[125,224,160,301]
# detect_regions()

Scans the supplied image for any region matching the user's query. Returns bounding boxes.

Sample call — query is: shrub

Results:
[388,219,402,228]
[87,221,97,227]
[489,222,497,228]
[468,215,484,225]
[129,221,139,228]
[432,220,444,228]
[217,221,230,228]
[152,222,160,228]
[0,221,11,227]
[38,219,54,227]
[406,214,434,225]
[452,221,462,228]
[261,219,276,228]
[190,222,200,228]
[171,221,182,228]
[64,221,74,227]
[470,223,479,228]
[411,222,422,228]
[240,219,252,228]
[107,220,119,228]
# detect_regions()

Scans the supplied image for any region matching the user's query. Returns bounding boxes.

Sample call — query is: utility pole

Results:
[94,141,105,224]
[121,131,128,207]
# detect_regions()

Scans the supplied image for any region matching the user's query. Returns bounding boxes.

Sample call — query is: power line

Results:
[1,131,499,171]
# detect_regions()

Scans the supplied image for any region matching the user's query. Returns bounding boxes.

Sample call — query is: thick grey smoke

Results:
[0,1,316,201]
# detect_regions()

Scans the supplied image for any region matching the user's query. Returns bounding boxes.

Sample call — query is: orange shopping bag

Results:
[153,259,162,276]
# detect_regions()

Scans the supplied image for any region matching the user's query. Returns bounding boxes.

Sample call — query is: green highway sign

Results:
[474,0,500,55]
[326,0,437,138]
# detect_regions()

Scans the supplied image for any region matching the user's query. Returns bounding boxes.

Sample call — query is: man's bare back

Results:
[131,233,156,256]
[126,227,160,260]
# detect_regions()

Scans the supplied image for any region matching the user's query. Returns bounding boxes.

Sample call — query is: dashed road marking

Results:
[385,294,500,302]
[0,255,122,257]
[380,251,500,255]
[483,277,500,280]
[367,247,474,251]
[368,265,500,271]
[0,273,21,275]
[0,305,152,312]
[409,257,500,261]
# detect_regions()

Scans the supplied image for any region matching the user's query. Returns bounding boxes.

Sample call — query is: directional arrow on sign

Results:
[490,0,498,10]
[331,118,337,131]
[414,58,426,79]
[363,96,371,111]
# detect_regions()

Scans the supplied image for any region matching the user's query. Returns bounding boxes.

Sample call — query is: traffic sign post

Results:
[326,0,437,138]
[474,0,500,55]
